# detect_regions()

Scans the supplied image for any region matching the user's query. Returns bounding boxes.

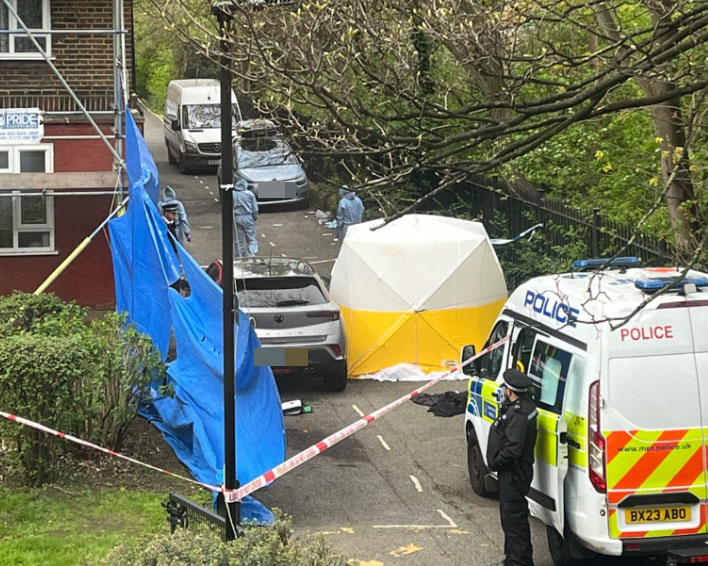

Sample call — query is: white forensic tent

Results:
[330,214,508,376]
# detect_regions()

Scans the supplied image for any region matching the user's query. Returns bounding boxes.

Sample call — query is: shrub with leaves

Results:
[99,513,348,566]
[0,332,92,484]
[84,312,167,450]
[0,293,167,484]
[0,291,86,338]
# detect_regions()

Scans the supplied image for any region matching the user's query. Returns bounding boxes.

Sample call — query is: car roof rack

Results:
[236,119,279,139]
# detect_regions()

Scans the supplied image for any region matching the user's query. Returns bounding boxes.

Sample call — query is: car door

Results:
[514,327,571,536]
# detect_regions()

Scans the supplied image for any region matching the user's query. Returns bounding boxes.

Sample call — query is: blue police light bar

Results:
[572,256,642,271]
[635,276,708,292]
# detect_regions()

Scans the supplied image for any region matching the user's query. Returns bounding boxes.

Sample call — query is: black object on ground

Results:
[411,391,467,417]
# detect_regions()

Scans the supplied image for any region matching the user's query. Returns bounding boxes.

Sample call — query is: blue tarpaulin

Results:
[108,111,285,523]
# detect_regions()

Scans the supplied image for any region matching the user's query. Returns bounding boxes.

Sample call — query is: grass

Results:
[0,485,175,566]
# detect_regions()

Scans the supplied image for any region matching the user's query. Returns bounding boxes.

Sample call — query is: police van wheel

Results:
[467,433,491,497]
[547,525,578,566]
[166,140,176,164]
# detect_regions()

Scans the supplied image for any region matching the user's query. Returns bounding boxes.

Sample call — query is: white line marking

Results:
[352,405,364,417]
[322,233,333,236]
[377,435,390,451]
[269,242,276,247]
[272,224,283,227]
[208,191,214,195]
[281,253,286,257]
[372,509,458,530]
[261,233,266,238]
[409,475,423,492]
[437,509,457,527]
[199,179,205,185]
[213,198,219,202]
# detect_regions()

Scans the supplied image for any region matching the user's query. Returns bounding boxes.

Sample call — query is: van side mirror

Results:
[171,119,181,131]
[461,345,477,376]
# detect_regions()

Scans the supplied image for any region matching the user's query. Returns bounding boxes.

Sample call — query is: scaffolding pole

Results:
[1,0,126,168]
[33,197,129,295]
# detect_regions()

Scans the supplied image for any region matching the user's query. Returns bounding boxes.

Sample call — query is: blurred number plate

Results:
[259,182,295,198]
[208,159,220,165]
[625,506,690,524]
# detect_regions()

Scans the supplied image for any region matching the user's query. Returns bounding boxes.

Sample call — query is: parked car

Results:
[217,119,310,208]
[204,257,347,391]
[164,79,242,174]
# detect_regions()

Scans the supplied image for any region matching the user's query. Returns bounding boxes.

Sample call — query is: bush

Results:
[0,291,86,338]
[0,332,92,484]
[0,293,167,484]
[84,312,167,450]
[99,513,348,566]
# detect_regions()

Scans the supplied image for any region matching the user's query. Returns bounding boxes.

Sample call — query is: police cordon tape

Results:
[222,334,510,503]
[0,409,222,493]
[0,335,509,501]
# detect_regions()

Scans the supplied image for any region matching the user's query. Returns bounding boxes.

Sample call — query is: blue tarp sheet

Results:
[108,111,285,523]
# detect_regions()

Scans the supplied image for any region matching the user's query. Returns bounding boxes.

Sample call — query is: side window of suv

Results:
[479,320,509,380]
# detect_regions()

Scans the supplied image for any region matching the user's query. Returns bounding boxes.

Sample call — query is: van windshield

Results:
[236,138,298,168]
[182,104,239,129]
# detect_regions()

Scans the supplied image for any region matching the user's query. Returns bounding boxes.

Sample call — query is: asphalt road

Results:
[141,107,573,566]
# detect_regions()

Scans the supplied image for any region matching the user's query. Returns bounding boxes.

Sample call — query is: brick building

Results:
[0,0,138,308]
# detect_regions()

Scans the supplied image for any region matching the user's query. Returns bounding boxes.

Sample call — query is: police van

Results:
[463,257,708,565]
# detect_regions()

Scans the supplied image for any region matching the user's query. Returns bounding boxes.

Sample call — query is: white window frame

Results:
[0,191,55,254]
[0,143,55,255]
[0,143,53,173]
[0,0,51,59]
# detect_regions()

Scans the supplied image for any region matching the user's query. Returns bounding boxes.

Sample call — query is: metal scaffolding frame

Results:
[0,0,129,198]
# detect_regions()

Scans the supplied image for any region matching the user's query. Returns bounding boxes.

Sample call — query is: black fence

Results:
[426,175,675,267]
[164,492,227,540]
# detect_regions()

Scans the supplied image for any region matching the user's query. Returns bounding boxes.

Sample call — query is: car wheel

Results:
[323,362,347,392]
[177,151,189,174]
[467,429,491,497]
[166,140,176,164]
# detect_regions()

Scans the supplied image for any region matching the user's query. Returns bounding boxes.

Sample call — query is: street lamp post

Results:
[211,0,295,541]
[212,1,239,541]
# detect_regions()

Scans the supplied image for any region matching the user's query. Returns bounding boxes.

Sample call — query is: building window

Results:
[0,191,55,252]
[0,0,51,58]
[0,143,55,254]
[0,144,53,173]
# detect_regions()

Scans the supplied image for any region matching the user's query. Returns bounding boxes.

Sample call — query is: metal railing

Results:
[426,175,675,266]
[164,493,227,540]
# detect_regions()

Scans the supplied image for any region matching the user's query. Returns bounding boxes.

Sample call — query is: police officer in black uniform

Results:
[487,368,538,566]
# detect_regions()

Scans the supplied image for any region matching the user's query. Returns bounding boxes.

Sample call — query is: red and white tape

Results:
[0,410,222,493]
[1,335,508,502]
[224,335,509,502]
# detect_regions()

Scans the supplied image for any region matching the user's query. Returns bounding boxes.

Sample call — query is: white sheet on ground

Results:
[358,362,468,382]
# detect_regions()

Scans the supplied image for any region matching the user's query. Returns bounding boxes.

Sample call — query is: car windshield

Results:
[236,276,326,308]
[236,138,299,168]
[183,104,239,129]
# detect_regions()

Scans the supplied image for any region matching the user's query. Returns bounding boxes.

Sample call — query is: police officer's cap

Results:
[162,202,179,212]
[503,368,532,392]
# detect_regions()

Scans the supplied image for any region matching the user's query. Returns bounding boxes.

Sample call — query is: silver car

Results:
[218,119,310,207]
[206,257,347,391]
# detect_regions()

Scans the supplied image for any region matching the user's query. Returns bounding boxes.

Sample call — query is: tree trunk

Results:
[651,96,699,253]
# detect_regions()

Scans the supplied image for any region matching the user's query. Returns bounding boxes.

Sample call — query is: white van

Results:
[164,79,242,174]
[463,257,708,565]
